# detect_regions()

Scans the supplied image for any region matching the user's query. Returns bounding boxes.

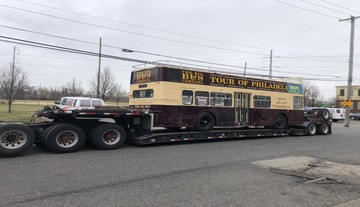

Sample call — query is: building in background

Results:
[335,85,360,112]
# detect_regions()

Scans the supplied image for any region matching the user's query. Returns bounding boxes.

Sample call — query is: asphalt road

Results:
[1,121,360,207]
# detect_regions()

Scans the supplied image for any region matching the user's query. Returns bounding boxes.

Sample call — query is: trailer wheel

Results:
[317,123,330,135]
[195,112,215,131]
[44,124,86,153]
[274,114,287,129]
[0,124,35,156]
[91,124,126,150]
[306,123,317,135]
[320,109,330,121]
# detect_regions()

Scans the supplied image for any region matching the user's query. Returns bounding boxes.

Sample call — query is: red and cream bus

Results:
[129,63,304,131]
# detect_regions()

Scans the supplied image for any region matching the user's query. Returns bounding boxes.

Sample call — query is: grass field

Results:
[0,100,128,123]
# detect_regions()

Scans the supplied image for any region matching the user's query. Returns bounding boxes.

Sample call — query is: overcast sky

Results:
[1,0,360,99]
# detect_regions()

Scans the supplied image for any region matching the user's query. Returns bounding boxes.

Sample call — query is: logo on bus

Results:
[287,83,303,94]
[136,70,152,83]
[182,71,204,84]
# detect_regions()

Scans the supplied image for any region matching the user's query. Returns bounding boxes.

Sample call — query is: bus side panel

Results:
[150,105,234,128]
[251,109,304,126]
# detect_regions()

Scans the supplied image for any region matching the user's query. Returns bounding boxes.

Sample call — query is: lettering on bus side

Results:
[182,71,204,84]
[272,97,291,109]
[208,74,287,92]
[250,81,287,91]
[136,70,152,83]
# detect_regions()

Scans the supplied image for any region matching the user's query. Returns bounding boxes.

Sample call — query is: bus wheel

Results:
[91,124,126,150]
[306,123,317,135]
[317,123,330,135]
[0,124,35,157]
[195,112,215,131]
[274,114,287,129]
[44,124,86,153]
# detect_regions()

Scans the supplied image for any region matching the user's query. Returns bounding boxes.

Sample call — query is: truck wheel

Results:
[306,123,317,135]
[0,124,35,157]
[91,124,126,150]
[317,123,330,135]
[274,114,287,129]
[320,109,330,121]
[195,112,215,131]
[44,124,86,153]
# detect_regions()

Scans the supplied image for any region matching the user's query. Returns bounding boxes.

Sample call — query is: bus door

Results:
[234,92,250,124]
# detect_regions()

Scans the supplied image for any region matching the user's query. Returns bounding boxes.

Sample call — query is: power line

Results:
[273,0,339,19]
[0,4,268,56]
[0,35,351,80]
[1,24,349,64]
[320,0,360,14]
[301,0,350,16]
[1,2,350,58]
[11,0,272,53]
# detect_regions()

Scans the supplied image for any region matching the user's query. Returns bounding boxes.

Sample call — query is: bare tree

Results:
[65,77,84,96]
[303,81,322,107]
[89,66,118,100]
[112,85,128,106]
[0,63,30,112]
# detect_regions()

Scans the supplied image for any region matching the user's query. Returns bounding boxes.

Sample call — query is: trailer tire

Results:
[44,124,86,153]
[320,109,330,121]
[195,112,215,131]
[306,123,317,135]
[0,124,35,157]
[91,124,126,150]
[274,114,287,129]
[317,123,330,135]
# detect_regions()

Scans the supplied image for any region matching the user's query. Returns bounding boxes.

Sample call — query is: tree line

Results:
[0,63,128,113]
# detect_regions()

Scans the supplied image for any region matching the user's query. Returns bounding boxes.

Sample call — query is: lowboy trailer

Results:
[0,107,331,157]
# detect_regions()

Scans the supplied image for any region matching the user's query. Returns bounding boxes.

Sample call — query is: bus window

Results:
[133,89,154,98]
[210,92,232,106]
[195,91,209,106]
[182,90,193,105]
[254,96,271,108]
[293,96,303,110]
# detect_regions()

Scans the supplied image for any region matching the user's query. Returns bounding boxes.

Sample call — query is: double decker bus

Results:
[129,62,304,131]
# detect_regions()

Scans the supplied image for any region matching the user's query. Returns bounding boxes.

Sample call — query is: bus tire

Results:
[44,124,86,153]
[306,123,317,135]
[274,114,287,129]
[0,124,35,157]
[195,112,215,131]
[317,123,330,135]
[91,124,126,150]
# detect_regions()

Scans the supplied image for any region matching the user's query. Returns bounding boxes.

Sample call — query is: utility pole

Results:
[244,62,247,76]
[97,38,102,98]
[339,16,360,127]
[269,50,273,79]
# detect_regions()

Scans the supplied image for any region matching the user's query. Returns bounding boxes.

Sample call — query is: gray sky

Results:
[1,0,360,99]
